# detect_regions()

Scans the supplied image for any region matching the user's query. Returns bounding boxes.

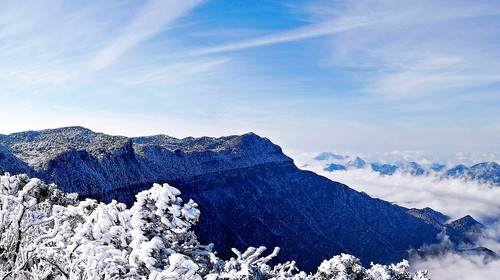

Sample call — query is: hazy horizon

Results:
[1,125,499,165]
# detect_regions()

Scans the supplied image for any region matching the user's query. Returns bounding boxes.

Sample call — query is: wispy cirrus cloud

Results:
[0,0,240,138]
[188,0,500,113]
[366,56,500,99]
[190,16,371,55]
[321,1,500,100]
[90,0,204,70]
[191,0,500,56]
[0,0,208,88]
[112,58,230,87]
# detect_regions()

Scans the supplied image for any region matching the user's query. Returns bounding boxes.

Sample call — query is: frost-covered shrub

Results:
[311,254,429,280]
[0,174,430,280]
[0,173,79,279]
[314,254,365,279]
[0,174,215,279]
[206,246,307,280]
[43,199,132,279]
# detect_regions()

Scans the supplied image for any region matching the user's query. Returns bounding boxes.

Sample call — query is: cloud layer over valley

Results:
[297,157,500,279]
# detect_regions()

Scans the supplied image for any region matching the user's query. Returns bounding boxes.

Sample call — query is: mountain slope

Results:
[0,127,482,271]
[0,144,34,176]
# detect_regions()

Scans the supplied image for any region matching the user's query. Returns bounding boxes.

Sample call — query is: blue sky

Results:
[1,0,499,155]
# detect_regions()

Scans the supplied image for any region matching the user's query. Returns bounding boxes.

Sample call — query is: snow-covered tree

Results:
[126,183,215,279]
[0,173,430,280]
[0,174,214,279]
[0,173,78,279]
[312,254,429,280]
[34,183,216,279]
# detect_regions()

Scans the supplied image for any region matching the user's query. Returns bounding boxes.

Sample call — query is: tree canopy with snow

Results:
[0,173,430,279]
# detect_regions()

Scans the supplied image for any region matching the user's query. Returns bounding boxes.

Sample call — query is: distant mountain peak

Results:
[430,163,446,172]
[346,157,366,168]
[42,126,94,133]
[312,152,500,185]
[446,215,485,242]
[314,152,348,161]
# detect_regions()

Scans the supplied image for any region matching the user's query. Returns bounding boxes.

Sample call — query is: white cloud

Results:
[411,252,500,280]
[191,0,500,56]
[365,56,500,98]
[0,0,62,39]
[190,16,371,55]
[90,0,204,70]
[307,168,500,221]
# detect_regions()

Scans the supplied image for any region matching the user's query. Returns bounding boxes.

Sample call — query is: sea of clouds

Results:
[291,152,500,280]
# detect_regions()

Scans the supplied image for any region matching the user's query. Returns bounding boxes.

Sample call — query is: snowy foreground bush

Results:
[0,173,430,279]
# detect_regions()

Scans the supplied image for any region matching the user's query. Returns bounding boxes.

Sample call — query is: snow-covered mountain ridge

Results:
[0,127,491,271]
[0,126,289,172]
[0,126,291,198]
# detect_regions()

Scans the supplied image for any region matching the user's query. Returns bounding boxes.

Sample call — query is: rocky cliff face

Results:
[0,127,290,199]
[0,127,484,271]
